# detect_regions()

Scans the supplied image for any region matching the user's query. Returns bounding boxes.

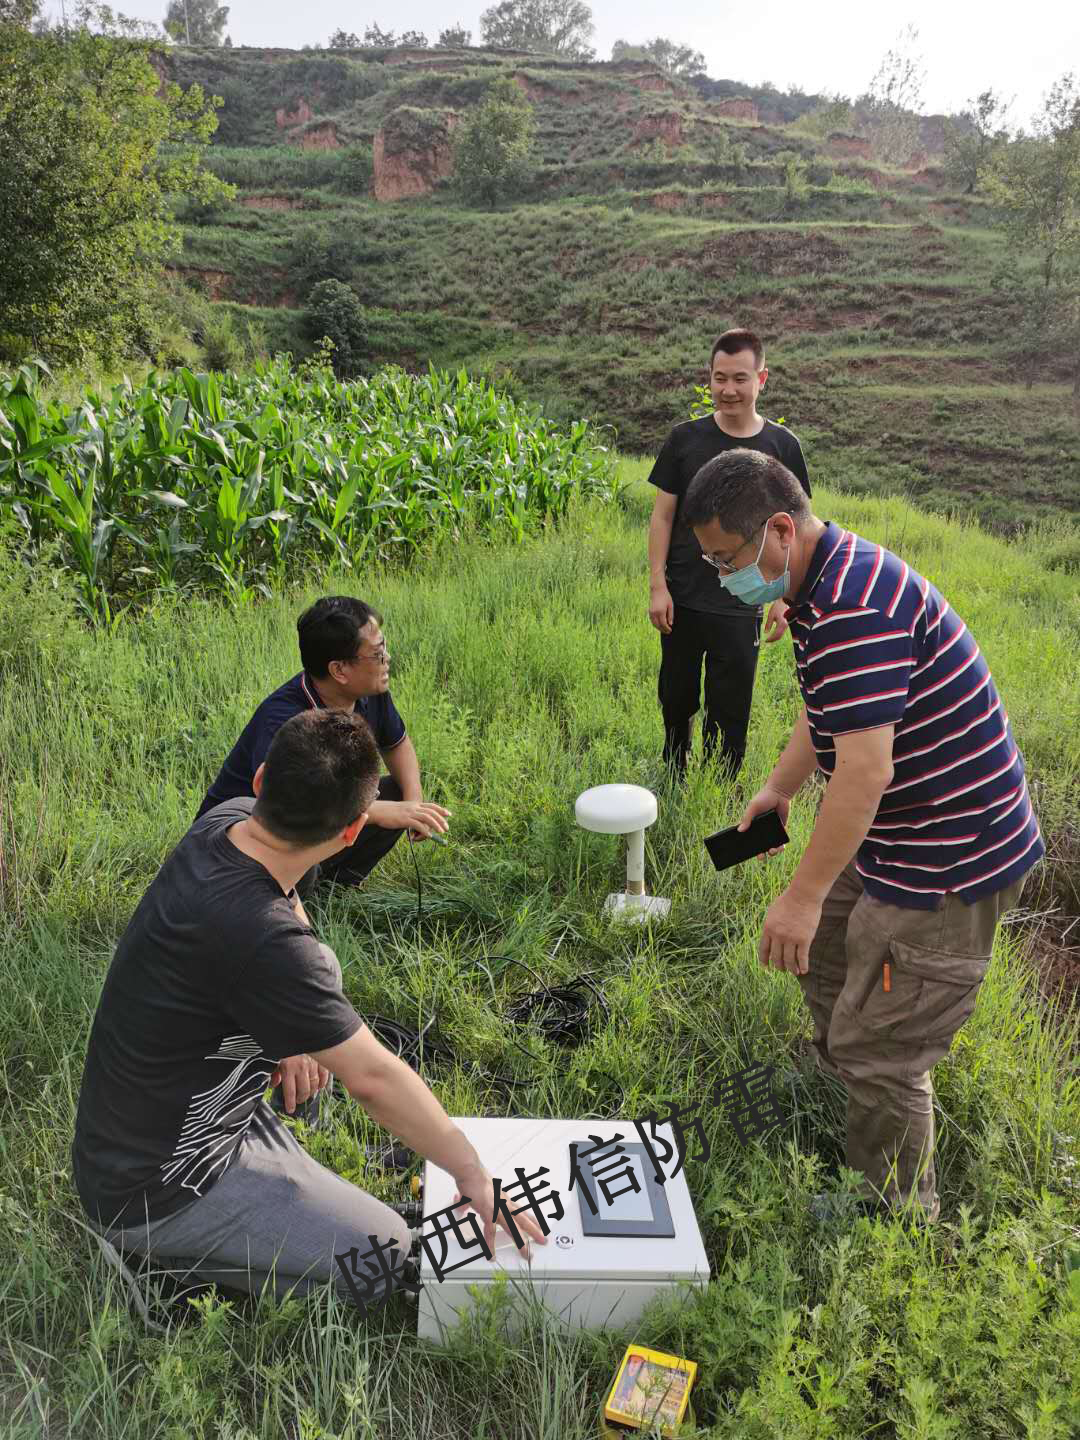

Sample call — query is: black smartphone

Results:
[704,809,789,873]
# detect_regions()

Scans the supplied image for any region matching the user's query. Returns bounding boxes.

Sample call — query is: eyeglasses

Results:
[351,642,389,664]
[701,521,767,576]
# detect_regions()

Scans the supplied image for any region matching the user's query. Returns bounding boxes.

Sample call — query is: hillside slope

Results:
[163,44,1080,532]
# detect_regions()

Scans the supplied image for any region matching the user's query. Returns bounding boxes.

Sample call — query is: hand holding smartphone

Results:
[704,808,789,873]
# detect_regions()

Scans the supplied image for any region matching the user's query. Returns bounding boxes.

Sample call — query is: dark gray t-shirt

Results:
[72,798,363,1229]
[648,415,811,615]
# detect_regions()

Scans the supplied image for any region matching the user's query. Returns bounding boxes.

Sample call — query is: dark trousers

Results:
[296,774,405,901]
[658,605,761,777]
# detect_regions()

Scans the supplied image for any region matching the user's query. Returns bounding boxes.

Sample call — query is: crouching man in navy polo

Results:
[198,594,449,896]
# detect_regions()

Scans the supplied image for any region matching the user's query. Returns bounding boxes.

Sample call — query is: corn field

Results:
[0,357,617,621]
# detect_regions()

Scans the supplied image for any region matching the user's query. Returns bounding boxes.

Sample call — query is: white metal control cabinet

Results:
[416,1116,710,1340]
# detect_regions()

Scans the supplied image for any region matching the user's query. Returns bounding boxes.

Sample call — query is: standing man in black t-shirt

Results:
[647,328,812,778]
[198,594,450,893]
[73,709,545,1306]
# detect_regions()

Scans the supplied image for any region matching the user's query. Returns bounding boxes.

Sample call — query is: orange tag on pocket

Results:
[883,961,892,993]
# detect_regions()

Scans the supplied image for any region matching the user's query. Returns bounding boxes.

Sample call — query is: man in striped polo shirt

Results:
[683,450,1044,1222]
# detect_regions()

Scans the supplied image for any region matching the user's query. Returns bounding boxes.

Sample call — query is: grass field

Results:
[2,465,1078,1437]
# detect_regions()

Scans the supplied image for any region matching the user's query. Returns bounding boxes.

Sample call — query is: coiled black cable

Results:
[501,955,610,1047]
[359,966,622,1113]
[384,839,622,1112]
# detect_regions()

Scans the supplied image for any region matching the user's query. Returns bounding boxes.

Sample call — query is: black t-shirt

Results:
[71,798,363,1229]
[647,415,812,615]
[197,671,407,819]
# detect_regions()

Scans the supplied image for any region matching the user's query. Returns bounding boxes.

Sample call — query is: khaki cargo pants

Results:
[800,862,1026,1220]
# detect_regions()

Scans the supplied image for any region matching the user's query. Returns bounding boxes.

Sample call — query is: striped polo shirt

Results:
[787,522,1044,909]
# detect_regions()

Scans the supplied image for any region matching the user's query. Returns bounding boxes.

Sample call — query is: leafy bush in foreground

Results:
[0,356,616,620]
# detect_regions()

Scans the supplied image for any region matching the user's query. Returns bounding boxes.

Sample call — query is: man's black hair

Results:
[683,448,811,537]
[710,328,765,371]
[297,595,382,678]
[253,709,381,847]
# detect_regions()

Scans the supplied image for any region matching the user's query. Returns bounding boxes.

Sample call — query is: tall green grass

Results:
[0,358,615,620]
[0,469,1077,1436]
[202,144,374,195]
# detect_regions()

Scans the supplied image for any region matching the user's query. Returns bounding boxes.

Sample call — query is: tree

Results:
[797,94,855,139]
[453,73,536,208]
[163,0,228,44]
[0,5,230,365]
[303,279,367,376]
[710,125,748,177]
[0,0,42,25]
[611,36,704,79]
[328,23,427,49]
[986,74,1080,409]
[437,23,471,47]
[944,89,1011,194]
[33,0,161,38]
[776,149,809,207]
[479,0,595,60]
[858,23,926,165]
[989,76,1080,290]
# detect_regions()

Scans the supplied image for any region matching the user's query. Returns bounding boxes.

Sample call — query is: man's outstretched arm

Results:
[369,737,451,840]
[312,1025,548,1256]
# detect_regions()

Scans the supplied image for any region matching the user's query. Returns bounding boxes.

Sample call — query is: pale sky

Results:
[43,0,1079,127]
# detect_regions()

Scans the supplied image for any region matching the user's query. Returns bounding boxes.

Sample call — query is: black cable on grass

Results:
[360,955,613,1095]
[364,1013,449,1071]
[361,1009,539,1092]
[360,1004,626,1121]
[406,829,423,928]
[389,839,621,1111]
[501,955,611,1048]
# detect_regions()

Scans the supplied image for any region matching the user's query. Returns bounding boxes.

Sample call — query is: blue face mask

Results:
[719,521,789,606]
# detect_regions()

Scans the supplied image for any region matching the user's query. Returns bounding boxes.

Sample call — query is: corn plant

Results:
[0,356,617,621]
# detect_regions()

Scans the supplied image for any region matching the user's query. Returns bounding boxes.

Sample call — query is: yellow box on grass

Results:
[600,1344,697,1437]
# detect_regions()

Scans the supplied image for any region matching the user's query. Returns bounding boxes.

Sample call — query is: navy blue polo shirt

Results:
[197,672,407,819]
[787,522,1044,909]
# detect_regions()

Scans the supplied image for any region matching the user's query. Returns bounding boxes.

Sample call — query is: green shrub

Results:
[199,310,246,371]
[775,149,810,205]
[337,143,374,194]
[303,279,367,376]
[284,221,360,297]
[825,170,876,195]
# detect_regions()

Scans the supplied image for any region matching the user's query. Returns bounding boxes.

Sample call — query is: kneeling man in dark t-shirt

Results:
[198,594,449,895]
[647,327,812,777]
[72,709,544,1305]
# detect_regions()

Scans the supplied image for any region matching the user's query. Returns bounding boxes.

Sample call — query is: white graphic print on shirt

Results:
[160,1033,274,1197]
